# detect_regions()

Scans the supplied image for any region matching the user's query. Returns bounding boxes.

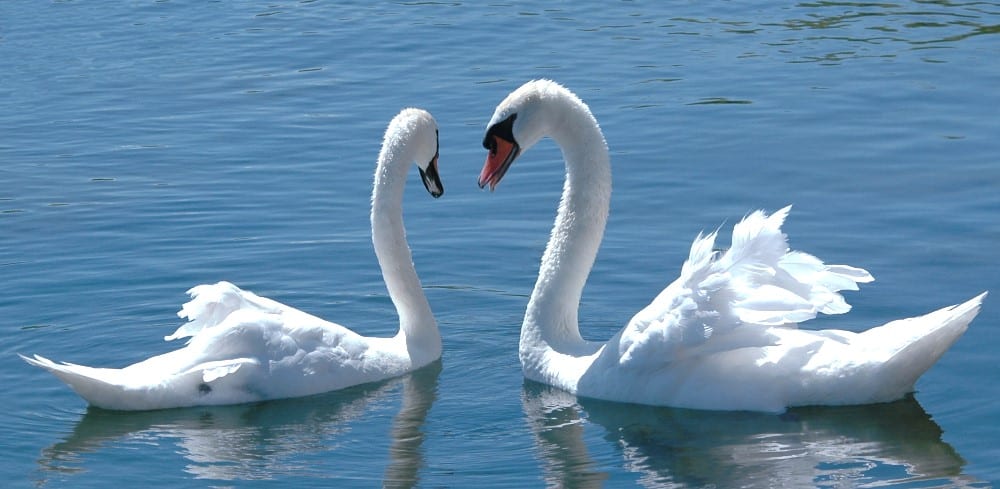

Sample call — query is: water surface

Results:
[2,1,998,487]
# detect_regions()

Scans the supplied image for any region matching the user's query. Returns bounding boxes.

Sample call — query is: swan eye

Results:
[483,113,517,155]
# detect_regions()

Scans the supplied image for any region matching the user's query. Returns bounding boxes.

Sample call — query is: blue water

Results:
[2,1,998,487]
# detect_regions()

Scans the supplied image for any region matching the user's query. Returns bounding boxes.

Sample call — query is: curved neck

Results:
[371,149,440,359]
[523,100,611,354]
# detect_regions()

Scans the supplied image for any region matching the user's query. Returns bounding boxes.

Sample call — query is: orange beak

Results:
[478,136,520,191]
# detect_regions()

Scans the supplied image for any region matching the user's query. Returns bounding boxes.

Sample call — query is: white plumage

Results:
[478,79,986,412]
[22,108,444,411]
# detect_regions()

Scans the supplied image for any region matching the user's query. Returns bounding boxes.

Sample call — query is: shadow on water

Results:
[522,380,985,488]
[36,361,441,487]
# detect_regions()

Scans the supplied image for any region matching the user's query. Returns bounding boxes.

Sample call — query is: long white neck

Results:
[371,144,441,361]
[522,97,611,355]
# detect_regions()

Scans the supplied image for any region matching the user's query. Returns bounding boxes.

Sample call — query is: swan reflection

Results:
[522,381,981,488]
[38,361,440,485]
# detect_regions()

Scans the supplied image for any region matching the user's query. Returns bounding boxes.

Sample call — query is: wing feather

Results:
[618,206,872,369]
[167,281,284,341]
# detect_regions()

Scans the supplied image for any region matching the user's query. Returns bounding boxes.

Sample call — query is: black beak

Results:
[419,155,443,198]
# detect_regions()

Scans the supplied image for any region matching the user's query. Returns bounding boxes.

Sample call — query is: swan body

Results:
[479,79,987,412]
[22,108,444,411]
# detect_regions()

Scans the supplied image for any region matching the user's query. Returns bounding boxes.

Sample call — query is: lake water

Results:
[2,1,998,487]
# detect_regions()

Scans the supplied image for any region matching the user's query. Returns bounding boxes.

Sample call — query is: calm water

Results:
[2,1,998,487]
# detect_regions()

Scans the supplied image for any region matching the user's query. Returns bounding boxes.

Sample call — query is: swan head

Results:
[478,80,585,191]
[387,108,444,198]
[417,140,443,199]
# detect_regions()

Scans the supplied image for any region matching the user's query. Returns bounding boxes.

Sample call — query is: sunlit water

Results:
[2,2,998,487]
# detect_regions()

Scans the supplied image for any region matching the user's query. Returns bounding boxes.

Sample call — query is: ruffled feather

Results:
[619,206,873,367]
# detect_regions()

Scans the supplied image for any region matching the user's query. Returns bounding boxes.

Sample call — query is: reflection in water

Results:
[522,381,983,488]
[383,362,441,489]
[522,385,609,489]
[37,361,441,486]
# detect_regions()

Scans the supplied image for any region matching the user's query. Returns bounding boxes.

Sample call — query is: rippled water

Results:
[2,2,998,487]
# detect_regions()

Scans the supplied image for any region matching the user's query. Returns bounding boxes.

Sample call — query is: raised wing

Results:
[616,206,872,368]
[166,281,287,341]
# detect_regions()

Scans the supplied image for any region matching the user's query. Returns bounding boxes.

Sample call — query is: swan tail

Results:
[863,292,986,396]
[19,353,137,410]
[20,353,260,410]
[168,281,282,341]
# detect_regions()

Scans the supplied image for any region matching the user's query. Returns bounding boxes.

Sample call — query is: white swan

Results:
[22,108,444,411]
[478,79,987,412]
